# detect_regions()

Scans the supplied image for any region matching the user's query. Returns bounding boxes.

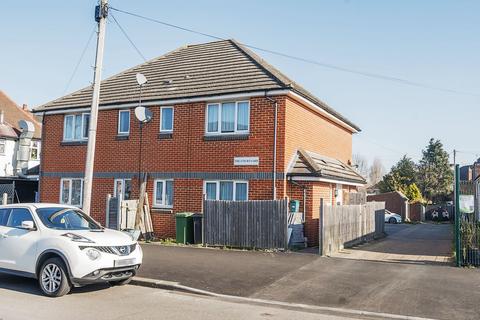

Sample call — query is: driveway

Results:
[332,223,453,265]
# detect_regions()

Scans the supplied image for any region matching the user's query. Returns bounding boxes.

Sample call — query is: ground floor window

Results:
[60,178,83,206]
[204,180,248,201]
[154,179,173,208]
[114,179,131,200]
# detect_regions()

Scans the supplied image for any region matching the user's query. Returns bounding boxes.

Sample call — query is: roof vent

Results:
[163,79,173,85]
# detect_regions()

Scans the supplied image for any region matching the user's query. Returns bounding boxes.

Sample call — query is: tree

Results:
[378,155,417,193]
[369,157,385,185]
[417,138,453,203]
[404,183,423,203]
[352,154,369,179]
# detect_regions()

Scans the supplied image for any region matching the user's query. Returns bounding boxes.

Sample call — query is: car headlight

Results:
[84,248,101,260]
[62,233,94,243]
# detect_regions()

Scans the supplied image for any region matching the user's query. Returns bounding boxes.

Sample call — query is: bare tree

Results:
[369,157,385,185]
[352,154,369,179]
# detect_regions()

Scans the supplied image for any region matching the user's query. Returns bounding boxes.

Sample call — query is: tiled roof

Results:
[288,149,367,184]
[0,91,42,139]
[34,39,359,131]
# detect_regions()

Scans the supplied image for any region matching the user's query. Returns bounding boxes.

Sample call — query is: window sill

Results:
[60,140,87,146]
[151,207,174,213]
[203,134,249,141]
[116,135,129,141]
[158,133,173,139]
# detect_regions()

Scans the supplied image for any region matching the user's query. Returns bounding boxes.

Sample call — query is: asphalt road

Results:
[0,275,370,320]
[138,224,480,320]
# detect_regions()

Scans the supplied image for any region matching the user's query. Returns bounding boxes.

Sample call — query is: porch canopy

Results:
[287,149,367,186]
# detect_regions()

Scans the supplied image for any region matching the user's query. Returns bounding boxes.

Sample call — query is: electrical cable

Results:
[109,6,479,97]
[110,12,147,62]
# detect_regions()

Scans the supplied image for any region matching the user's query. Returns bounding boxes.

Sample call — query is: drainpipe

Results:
[265,94,278,200]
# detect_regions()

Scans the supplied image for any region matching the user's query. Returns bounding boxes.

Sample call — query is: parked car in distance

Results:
[384,210,402,224]
[0,203,142,297]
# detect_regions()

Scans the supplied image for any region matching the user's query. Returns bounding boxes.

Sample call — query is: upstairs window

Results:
[60,178,83,207]
[30,141,39,160]
[64,113,90,141]
[114,179,132,200]
[118,110,130,135]
[204,181,248,201]
[206,101,249,135]
[160,107,174,133]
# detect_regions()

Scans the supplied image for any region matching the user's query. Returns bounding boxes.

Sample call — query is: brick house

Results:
[33,39,366,245]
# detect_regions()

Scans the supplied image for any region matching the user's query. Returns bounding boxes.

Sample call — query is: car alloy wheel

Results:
[39,258,71,297]
[41,263,62,293]
[389,217,397,224]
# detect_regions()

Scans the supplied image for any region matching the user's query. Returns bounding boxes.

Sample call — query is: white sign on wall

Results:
[234,157,259,166]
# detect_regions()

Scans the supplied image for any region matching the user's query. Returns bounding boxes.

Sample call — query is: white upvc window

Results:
[60,178,84,207]
[160,107,174,133]
[114,179,132,200]
[0,139,5,155]
[205,101,250,135]
[30,141,39,160]
[154,179,174,208]
[63,113,90,141]
[204,180,248,201]
[118,110,130,135]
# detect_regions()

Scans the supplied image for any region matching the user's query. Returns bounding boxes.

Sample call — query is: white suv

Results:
[0,203,143,297]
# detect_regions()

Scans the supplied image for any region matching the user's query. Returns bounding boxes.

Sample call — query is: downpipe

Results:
[265,94,278,200]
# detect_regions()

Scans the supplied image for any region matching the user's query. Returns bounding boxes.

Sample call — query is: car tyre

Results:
[39,257,71,297]
[109,277,132,286]
[389,217,397,224]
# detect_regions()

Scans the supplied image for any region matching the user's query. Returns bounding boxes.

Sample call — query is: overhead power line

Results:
[109,6,479,98]
[63,25,96,94]
[109,12,147,62]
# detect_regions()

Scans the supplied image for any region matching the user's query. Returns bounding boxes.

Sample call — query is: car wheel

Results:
[39,258,71,297]
[389,217,397,224]
[109,277,132,286]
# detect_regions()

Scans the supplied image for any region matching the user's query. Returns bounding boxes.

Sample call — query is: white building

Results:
[0,90,41,202]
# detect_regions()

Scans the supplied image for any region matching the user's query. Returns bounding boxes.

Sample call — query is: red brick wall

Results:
[284,96,353,167]
[367,192,408,220]
[40,93,355,241]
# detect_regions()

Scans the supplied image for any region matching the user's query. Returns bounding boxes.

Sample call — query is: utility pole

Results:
[453,149,456,166]
[83,0,108,215]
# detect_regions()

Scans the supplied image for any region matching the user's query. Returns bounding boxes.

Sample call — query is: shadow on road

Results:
[0,274,112,296]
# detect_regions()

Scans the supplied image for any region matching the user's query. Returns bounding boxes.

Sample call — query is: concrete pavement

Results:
[137,224,480,320]
[331,223,453,265]
[0,274,384,320]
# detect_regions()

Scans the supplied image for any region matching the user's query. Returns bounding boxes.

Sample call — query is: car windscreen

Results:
[36,207,102,230]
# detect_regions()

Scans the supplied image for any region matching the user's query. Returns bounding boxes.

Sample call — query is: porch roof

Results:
[287,149,367,185]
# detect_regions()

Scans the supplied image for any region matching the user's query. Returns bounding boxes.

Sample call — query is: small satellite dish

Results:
[134,106,153,123]
[136,73,148,86]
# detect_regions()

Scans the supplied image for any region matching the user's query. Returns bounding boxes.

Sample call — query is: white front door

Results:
[0,208,40,274]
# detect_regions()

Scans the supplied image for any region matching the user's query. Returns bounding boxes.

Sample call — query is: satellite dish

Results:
[136,73,148,86]
[134,106,153,123]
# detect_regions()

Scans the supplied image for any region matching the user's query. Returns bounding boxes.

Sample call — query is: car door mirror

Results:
[21,221,35,231]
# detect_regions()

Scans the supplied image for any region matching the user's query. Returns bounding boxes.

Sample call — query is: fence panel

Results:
[456,180,480,266]
[320,201,385,256]
[0,183,14,204]
[203,198,288,250]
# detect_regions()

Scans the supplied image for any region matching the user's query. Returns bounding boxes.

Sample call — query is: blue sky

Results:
[1,0,478,169]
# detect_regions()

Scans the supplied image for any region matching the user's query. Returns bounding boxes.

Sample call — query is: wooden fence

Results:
[203,198,289,249]
[320,201,385,256]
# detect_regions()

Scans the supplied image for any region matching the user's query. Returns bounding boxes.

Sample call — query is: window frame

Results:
[30,140,39,160]
[203,180,249,201]
[117,110,131,136]
[205,101,250,135]
[153,179,174,208]
[159,106,174,133]
[113,178,132,200]
[5,207,37,230]
[59,178,84,207]
[0,139,5,155]
[63,113,90,141]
